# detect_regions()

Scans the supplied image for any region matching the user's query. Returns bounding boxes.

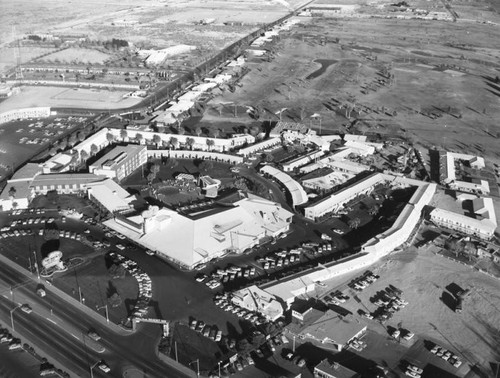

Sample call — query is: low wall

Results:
[148,149,244,165]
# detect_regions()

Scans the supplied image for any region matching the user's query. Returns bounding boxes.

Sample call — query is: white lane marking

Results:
[46,318,56,324]
[70,333,80,340]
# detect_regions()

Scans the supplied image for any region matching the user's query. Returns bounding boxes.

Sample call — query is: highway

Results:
[0,261,192,378]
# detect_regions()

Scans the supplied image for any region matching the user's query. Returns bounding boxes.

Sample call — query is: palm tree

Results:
[178,127,185,136]
[185,137,195,150]
[153,134,162,148]
[206,139,215,151]
[120,129,128,141]
[106,132,115,145]
[348,217,361,229]
[212,128,221,138]
[169,137,178,150]
[90,144,98,156]
[135,133,143,144]
[80,150,89,162]
[195,126,202,137]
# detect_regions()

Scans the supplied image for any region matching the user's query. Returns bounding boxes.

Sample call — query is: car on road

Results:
[98,361,111,373]
[116,244,125,250]
[87,330,101,341]
[332,228,345,235]
[20,304,32,314]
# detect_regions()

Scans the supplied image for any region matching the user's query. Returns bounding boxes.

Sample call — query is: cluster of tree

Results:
[43,228,60,241]
[104,38,129,49]
[108,263,126,279]
[107,292,122,308]
[147,163,161,183]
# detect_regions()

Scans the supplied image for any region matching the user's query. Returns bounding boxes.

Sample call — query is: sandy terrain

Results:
[312,245,500,377]
[0,86,142,111]
[205,10,500,162]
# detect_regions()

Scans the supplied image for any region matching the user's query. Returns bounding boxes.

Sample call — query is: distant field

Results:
[0,46,56,74]
[37,47,111,64]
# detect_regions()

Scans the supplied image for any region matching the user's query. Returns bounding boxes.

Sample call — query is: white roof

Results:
[105,196,292,268]
[431,207,497,235]
[473,197,497,226]
[260,165,308,206]
[232,285,284,321]
[87,179,136,213]
[343,134,367,142]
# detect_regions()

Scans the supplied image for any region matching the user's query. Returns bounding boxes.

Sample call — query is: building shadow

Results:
[440,291,457,311]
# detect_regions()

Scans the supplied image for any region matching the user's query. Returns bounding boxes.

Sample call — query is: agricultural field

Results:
[36,47,111,65]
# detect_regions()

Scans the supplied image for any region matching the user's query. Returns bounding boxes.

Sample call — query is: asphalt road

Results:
[0,261,192,378]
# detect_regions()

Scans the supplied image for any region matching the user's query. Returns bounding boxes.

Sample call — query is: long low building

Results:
[0,107,52,125]
[104,193,293,269]
[42,128,255,173]
[430,197,497,240]
[237,138,281,157]
[89,145,147,181]
[281,150,325,172]
[264,178,436,305]
[260,165,308,207]
[304,173,384,220]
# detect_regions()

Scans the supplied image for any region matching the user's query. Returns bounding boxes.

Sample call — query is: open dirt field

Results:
[204,8,500,162]
[36,47,111,64]
[0,86,142,111]
[0,0,305,49]
[313,245,500,377]
[0,46,57,74]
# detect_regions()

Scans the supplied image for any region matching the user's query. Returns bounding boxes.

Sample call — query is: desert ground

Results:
[200,5,500,163]
[311,243,500,377]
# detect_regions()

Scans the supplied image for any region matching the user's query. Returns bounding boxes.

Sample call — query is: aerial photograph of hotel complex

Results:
[0,0,499,377]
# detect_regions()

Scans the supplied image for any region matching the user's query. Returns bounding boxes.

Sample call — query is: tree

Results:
[185,137,195,150]
[177,127,185,136]
[147,172,155,183]
[108,292,122,307]
[212,128,221,138]
[153,134,162,148]
[249,125,260,137]
[368,204,380,216]
[69,153,79,171]
[348,217,361,229]
[168,158,178,169]
[195,126,202,137]
[169,137,178,149]
[90,144,98,156]
[206,139,215,151]
[135,133,143,144]
[151,163,160,176]
[199,160,214,171]
[77,131,86,142]
[106,132,115,144]
[8,186,16,198]
[49,147,57,156]
[120,129,128,141]
[80,150,89,162]
[58,139,68,151]
[68,134,77,147]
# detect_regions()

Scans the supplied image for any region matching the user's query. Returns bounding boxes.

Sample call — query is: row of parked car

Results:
[189,319,223,341]
[348,337,367,352]
[323,290,350,306]
[0,228,35,239]
[108,252,152,318]
[197,264,258,288]
[256,248,304,270]
[349,270,380,291]
[213,293,268,326]
[429,342,463,368]
[403,362,423,378]
[371,285,407,322]
[0,328,22,350]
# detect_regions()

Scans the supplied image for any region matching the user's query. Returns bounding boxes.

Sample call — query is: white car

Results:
[405,371,421,378]
[392,330,400,339]
[98,362,111,373]
[408,365,423,374]
[332,228,345,235]
[403,332,415,341]
[116,244,125,250]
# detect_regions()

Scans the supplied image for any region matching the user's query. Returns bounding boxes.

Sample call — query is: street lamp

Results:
[96,304,109,323]
[218,361,221,377]
[188,359,200,377]
[10,304,22,332]
[90,361,100,378]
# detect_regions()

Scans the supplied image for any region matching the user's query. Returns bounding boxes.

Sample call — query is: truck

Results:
[36,287,46,297]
